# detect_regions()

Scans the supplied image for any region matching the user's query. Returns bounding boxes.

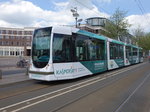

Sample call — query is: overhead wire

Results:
[137,0,146,13]
[73,0,110,18]
[134,0,150,25]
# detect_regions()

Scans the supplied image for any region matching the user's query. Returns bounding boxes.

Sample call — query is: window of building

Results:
[8,30,12,34]
[2,30,6,34]
[17,42,19,46]
[18,31,22,35]
[6,41,9,45]
[13,31,17,35]
[26,36,31,40]
[0,49,3,56]
[27,42,31,46]
[0,35,2,39]
[24,31,32,35]
[5,36,9,39]
[9,36,13,39]
[10,51,14,55]
[11,42,13,46]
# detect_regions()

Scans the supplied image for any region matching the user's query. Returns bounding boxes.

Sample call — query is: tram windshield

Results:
[32,27,51,68]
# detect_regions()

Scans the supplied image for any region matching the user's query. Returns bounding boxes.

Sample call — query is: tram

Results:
[29,26,143,81]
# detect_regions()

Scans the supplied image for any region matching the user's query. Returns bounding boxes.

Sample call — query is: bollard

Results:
[26,67,29,75]
[0,69,2,79]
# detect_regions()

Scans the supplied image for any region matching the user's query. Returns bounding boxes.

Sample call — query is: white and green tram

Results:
[29,26,107,81]
[29,26,143,81]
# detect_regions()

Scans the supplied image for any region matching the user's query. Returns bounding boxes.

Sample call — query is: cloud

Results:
[66,0,110,19]
[4,0,149,34]
[94,0,112,3]
[126,14,150,33]
[0,0,44,27]
[68,0,94,9]
[0,0,71,27]
[0,0,110,28]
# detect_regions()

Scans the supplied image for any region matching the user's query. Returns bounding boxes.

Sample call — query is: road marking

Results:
[12,68,139,112]
[12,77,109,112]
[0,62,146,112]
[115,72,150,112]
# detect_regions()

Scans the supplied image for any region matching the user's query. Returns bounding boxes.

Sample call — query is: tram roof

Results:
[125,43,139,48]
[77,30,106,41]
[107,38,125,45]
[52,26,106,41]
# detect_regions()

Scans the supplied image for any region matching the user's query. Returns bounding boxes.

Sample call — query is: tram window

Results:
[89,39,97,60]
[139,51,143,57]
[110,43,123,59]
[110,43,113,59]
[139,49,143,57]
[118,45,123,59]
[94,39,105,60]
[75,34,89,61]
[126,46,130,59]
[128,47,132,56]
[114,45,118,59]
[75,34,105,61]
[53,34,72,63]
[110,43,115,59]
[133,48,137,56]
[88,39,104,60]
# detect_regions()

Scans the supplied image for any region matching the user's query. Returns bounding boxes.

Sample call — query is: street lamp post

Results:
[71,7,79,28]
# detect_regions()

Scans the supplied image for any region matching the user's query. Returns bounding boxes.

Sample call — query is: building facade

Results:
[0,27,35,57]
[78,17,107,35]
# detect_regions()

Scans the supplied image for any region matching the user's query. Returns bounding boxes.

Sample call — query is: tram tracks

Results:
[0,81,51,100]
[0,62,145,100]
[54,62,150,112]
[0,62,147,112]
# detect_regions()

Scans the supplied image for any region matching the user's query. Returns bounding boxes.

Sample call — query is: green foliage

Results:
[132,25,145,38]
[133,26,150,50]
[137,34,150,50]
[104,8,131,40]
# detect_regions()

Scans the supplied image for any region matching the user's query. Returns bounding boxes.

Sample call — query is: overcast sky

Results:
[0,0,150,33]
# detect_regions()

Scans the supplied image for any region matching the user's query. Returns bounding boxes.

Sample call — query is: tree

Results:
[104,8,131,40]
[132,26,145,44]
[132,25,145,38]
[132,27,150,50]
[137,33,150,50]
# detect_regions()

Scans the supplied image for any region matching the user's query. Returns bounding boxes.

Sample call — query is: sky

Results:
[0,0,150,33]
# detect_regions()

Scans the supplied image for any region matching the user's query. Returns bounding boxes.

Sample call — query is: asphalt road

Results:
[0,62,150,112]
[2,68,26,75]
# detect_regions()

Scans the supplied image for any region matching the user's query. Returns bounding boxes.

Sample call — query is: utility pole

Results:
[71,7,80,28]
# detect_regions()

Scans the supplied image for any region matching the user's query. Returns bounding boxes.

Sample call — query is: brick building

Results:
[0,27,35,57]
